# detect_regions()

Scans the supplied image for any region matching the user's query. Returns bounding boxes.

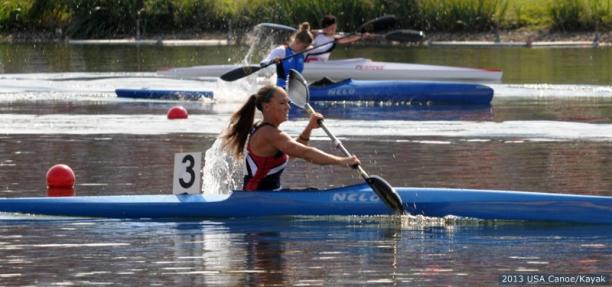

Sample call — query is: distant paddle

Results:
[258,21,423,43]
[254,23,297,44]
[382,29,425,43]
[287,69,405,215]
[255,23,297,33]
[221,15,397,81]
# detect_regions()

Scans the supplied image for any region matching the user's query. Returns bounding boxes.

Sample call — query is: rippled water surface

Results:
[0,43,610,286]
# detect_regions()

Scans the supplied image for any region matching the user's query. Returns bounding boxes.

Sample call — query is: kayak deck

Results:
[308,79,493,105]
[157,58,503,83]
[0,184,610,223]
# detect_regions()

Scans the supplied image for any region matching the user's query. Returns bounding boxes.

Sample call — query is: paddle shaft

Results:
[304,103,369,178]
[221,31,359,81]
[302,102,405,215]
[260,22,422,44]
[261,32,356,68]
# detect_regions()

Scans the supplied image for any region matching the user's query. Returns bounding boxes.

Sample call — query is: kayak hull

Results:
[309,79,493,105]
[0,184,610,223]
[115,80,493,105]
[304,59,502,82]
[158,58,503,83]
[115,88,213,101]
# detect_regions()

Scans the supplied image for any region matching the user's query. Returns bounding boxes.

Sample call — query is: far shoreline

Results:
[1,30,611,48]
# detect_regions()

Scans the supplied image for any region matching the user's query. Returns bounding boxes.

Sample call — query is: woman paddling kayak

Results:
[221,85,360,191]
[261,22,313,89]
[307,15,370,63]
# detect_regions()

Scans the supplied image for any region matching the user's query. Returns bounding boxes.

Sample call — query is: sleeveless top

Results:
[243,123,289,191]
[306,33,336,62]
[261,45,305,89]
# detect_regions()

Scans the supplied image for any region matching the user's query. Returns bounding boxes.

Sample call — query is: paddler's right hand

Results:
[307,112,324,130]
[262,57,283,67]
[340,155,360,168]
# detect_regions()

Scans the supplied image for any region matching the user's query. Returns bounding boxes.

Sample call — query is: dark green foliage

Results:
[1,0,612,38]
[65,0,144,38]
[550,0,611,31]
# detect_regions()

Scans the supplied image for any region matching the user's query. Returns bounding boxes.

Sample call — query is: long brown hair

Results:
[221,85,278,158]
[292,22,313,45]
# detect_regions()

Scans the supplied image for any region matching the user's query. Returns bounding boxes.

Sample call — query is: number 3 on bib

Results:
[173,152,202,194]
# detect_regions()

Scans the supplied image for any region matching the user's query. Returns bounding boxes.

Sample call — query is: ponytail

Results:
[221,85,279,158]
[293,22,313,45]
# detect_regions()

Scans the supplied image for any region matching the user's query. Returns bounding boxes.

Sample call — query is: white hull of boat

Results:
[158,58,503,82]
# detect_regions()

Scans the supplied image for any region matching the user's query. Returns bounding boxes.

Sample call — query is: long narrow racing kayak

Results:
[158,58,503,83]
[0,183,610,223]
[114,80,493,105]
[309,79,493,105]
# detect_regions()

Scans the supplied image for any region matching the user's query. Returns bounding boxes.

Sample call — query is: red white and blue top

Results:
[243,123,288,191]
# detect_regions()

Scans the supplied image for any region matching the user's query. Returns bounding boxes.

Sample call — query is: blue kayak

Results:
[115,79,493,105]
[0,183,610,223]
[116,88,213,101]
[308,79,493,105]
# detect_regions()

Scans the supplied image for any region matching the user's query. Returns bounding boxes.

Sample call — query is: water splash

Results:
[201,137,244,195]
[242,24,292,65]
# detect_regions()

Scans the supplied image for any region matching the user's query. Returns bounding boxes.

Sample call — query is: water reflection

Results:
[147,217,406,286]
[291,102,494,121]
[3,43,612,84]
[0,214,609,286]
[0,43,248,74]
[1,133,611,197]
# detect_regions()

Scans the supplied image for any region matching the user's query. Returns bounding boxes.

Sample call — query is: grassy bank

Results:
[1,0,612,39]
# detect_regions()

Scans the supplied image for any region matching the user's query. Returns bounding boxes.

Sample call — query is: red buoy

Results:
[46,164,75,188]
[167,105,188,119]
[47,187,76,197]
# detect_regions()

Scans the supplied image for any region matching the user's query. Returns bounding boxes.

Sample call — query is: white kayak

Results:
[158,58,503,83]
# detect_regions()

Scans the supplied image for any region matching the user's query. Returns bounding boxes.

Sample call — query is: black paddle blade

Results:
[366,175,405,215]
[358,15,397,33]
[384,29,426,43]
[220,65,262,81]
[255,23,297,33]
[287,69,310,108]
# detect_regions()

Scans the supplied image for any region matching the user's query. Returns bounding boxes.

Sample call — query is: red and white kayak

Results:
[158,58,503,82]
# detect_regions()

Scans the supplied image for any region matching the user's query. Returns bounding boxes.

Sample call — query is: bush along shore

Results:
[1,0,612,46]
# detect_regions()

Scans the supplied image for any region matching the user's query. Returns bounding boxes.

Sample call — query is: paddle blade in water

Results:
[358,15,397,33]
[220,65,262,81]
[366,175,405,215]
[384,29,425,43]
[287,69,310,108]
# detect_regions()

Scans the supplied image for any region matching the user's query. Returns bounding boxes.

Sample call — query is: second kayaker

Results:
[221,85,360,191]
[261,22,313,90]
[306,15,368,63]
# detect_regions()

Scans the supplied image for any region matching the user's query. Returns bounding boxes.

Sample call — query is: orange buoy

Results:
[46,164,75,188]
[167,105,188,119]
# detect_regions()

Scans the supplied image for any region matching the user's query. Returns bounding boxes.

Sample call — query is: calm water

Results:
[2,43,612,84]
[0,43,611,286]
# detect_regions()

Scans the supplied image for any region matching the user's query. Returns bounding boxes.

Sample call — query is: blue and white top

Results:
[261,45,306,89]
